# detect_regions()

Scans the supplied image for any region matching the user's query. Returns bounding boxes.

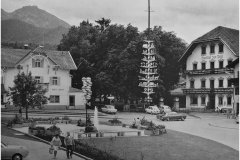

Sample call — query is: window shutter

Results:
[58,77,61,86]
[40,59,44,68]
[50,77,53,85]
[32,59,36,68]
[40,77,43,83]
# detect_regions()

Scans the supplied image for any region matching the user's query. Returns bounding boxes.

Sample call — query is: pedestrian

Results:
[51,134,62,159]
[227,109,230,119]
[64,132,75,159]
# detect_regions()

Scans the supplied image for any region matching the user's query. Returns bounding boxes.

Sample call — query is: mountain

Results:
[1,6,71,45]
[1,9,11,20]
[2,6,70,29]
[1,19,68,45]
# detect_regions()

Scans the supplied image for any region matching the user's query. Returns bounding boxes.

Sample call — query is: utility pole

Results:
[148,0,150,38]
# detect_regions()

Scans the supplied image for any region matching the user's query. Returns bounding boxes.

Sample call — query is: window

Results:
[210,79,215,88]
[32,58,44,68]
[201,63,206,70]
[201,96,206,105]
[52,77,58,85]
[219,79,223,88]
[35,76,41,83]
[227,79,232,87]
[193,63,197,70]
[219,44,224,53]
[219,61,223,69]
[228,60,232,65]
[190,80,195,88]
[210,61,215,69]
[210,44,215,53]
[50,95,60,103]
[201,80,206,88]
[201,46,206,55]
[235,87,239,95]
[218,97,223,105]
[191,96,198,105]
[227,96,232,105]
[35,59,41,67]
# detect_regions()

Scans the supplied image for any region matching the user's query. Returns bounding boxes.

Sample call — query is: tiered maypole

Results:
[139,0,158,103]
[139,41,158,102]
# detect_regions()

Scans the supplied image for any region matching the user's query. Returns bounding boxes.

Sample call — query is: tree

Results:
[8,72,48,119]
[95,18,111,32]
[58,19,187,105]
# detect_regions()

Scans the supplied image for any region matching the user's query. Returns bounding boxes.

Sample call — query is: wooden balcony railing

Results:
[185,68,233,75]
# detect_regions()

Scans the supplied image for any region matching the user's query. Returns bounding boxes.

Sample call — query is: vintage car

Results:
[159,105,172,114]
[145,105,160,114]
[1,142,29,160]
[160,112,187,121]
[101,105,117,114]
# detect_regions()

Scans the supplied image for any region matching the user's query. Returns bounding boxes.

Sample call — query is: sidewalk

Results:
[1,125,88,160]
[2,135,85,160]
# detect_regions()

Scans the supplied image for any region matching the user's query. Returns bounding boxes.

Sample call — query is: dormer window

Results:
[210,44,215,54]
[218,43,224,53]
[201,46,206,55]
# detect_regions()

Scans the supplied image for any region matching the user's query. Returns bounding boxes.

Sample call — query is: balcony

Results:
[185,68,233,75]
[183,87,233,94]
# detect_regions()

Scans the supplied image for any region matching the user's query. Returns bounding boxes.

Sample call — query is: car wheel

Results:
[12,154,22,160]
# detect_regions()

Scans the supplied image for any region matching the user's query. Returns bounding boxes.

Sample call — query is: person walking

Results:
[64,132,75,159]
[227,109,231,119]
[51,134,62,159]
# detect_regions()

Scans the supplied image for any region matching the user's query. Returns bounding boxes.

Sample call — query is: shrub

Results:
[62,116,70,120]
[108,117,122,124]
[46,125,61,136]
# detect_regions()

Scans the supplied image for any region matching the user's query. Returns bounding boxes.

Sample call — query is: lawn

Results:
[80,129,238,160]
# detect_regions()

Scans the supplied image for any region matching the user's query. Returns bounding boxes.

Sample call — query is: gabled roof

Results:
[1,47,77,70]
[1,48,31,67]
[179,26,239,63]
[226,58,239,68]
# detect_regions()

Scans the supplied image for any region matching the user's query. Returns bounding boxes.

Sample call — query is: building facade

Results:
[179,26,239,111]
[1,47,86,110]
[227,58,239,115]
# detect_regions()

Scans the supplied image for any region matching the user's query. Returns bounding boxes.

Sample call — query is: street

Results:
[2,110,239,151]
[1,125,85,160]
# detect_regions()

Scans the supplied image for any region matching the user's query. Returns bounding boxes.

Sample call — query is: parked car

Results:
[160,112,187,121]
[236,115,239,124]
[101,105,117,114]
[1,142,29,160]
[159,105,172,114]
[145,105,160,114]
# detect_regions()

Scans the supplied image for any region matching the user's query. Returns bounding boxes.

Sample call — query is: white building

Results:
[179,26,239,111]
[227,58,239,115]
[1,46,86,110]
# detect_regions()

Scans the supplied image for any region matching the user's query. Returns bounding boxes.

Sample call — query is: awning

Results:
[170,88,184,96]
[1,84,7,94]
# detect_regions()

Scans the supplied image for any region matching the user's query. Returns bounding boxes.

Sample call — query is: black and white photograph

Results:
[1,0,239,160]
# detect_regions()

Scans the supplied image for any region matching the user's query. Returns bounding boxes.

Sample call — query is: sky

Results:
[1,0,239,43]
